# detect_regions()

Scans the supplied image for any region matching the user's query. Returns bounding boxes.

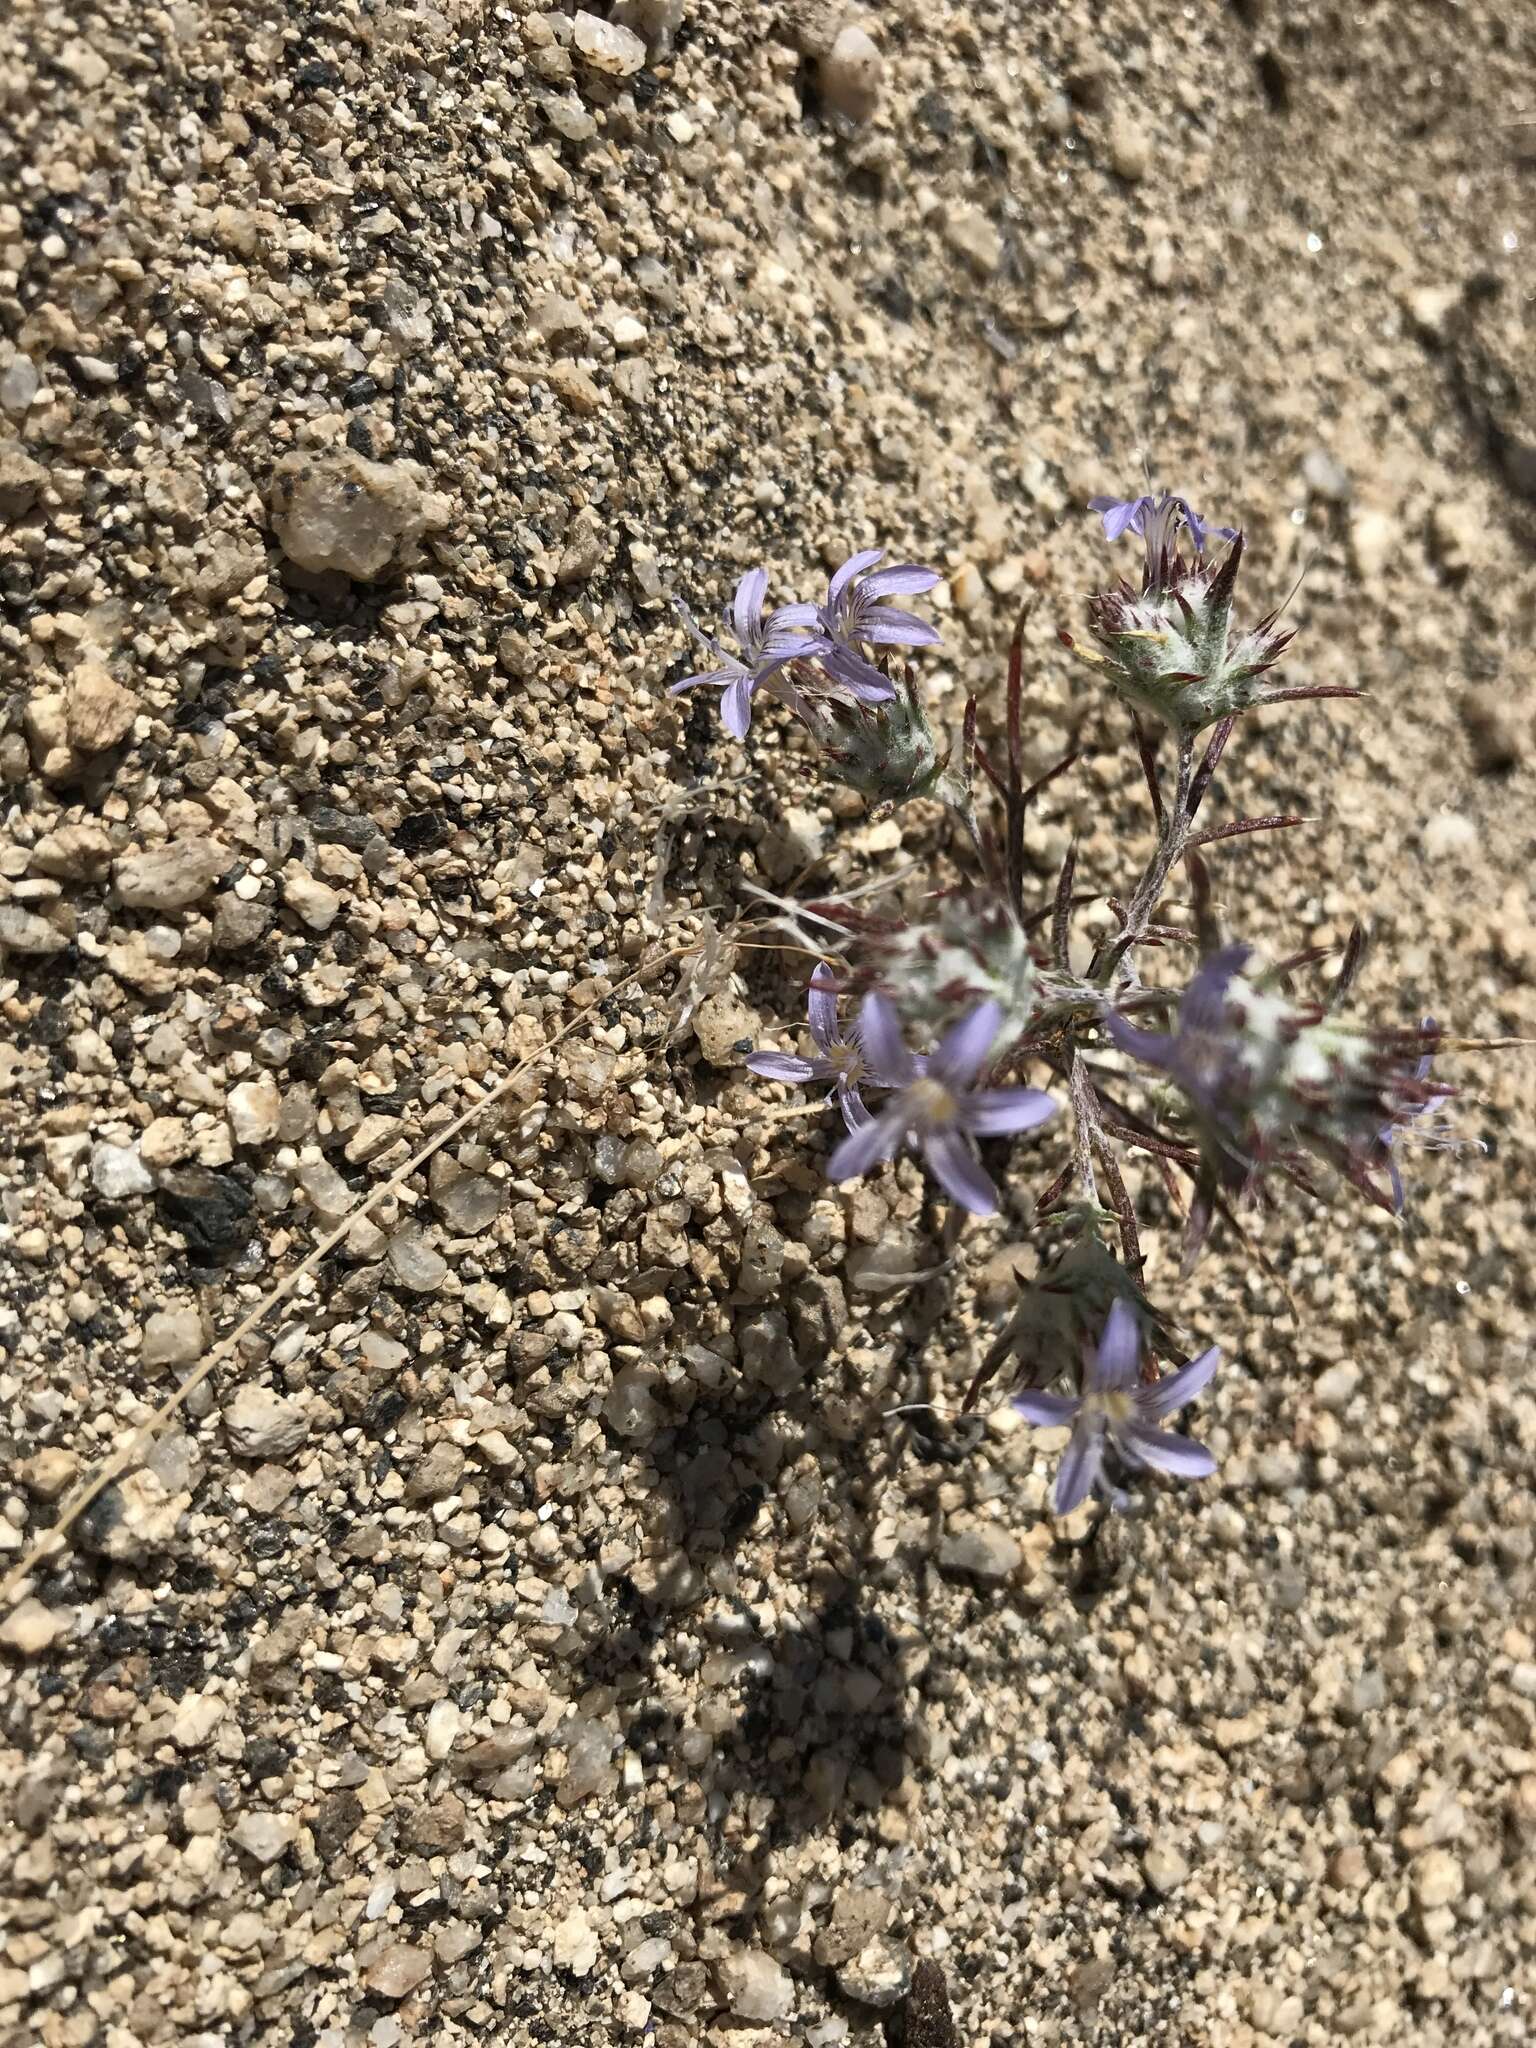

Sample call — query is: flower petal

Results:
[721,672,755,739]
[1089,495,1148,542]
[1137,1344,1220,1421]
[965,1087,1057,1138]
[822,644,896,699]
[1181,944,1251,1033]
[828,547,885,607]
[1104,1013,1178,1066]
[921,1128,998,1216]
[732,567,768,647]
[1089,1298,1142,1393]
[859,607,943,648]
[836,1081,871,1133]
[766,601,821,632]
[1176,500,1209,552]
[668,667,735,698]
[827,1105,903,1184]
[1117,1421,1217,1481]
[1054,1419,1105,1514]
[673,595,726,659]
[762,628,829,664]
[1012,1390,1081,1428]
[860,563,941,598]
[857,993,915,1086]
[807,967,840,1051]
[931,1000,1002,1088]
[744,1050,820,1085]
[838,670,899,704]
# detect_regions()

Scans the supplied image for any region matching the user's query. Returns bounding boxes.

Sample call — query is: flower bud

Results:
[1065,496,1293,733]
[1109,946,1447,1207]
[800,666,945,807]
[860,892,1039,1037]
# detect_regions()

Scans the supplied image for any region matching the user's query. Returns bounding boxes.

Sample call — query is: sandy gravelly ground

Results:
[1,1,1535,2044]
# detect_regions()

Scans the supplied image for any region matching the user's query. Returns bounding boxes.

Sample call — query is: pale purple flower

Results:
[670,567,827,739]
[818,548,940,697]
[1089,490,1237,556]
[1013,1299,1220,1514]
[1089,492,1155,542]
[826,995,1056,1216]
[746,966,876,1133]
[1106,945,1252,1118]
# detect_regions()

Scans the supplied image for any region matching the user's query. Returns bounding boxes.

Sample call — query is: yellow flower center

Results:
[1087,1390,1135,1427]
[906,1077,959,1129]
[827,1041,863,1083]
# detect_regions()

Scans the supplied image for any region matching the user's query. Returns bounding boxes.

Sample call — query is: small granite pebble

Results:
[365,1945,432,2000]
[227,1075,282,1147]
[91,1141,155,1200]
[224,1386,309,1460]
[232,1814,297,1865]
[0,904,67,955]
[114,840,231,911]
[0,1599,69,1655]
[141,1309,204,1368]
[819,25,882,122]
[388,1228,448,1294]
[937,1525,1023,1583]
[65,661,138,752]
[717,1949,794,2023]
[572,9,646,75]
[268,451,451,582]
[838,1937,911,2009]
[552,1906,600,1978]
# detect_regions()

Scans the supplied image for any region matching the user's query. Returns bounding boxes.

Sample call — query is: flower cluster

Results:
[671,549,940,759]
[749,973,1055,1216]
[1013,1299,1220,1515]
[1108,947,1449,1211]
[663,490,1469,1523]
[1064,491,1296,734]
[825,992,1056,1217]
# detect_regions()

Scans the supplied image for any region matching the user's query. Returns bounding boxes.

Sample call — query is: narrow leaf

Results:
[1051,838,1078,968]
[1191,813,1308,848]
[1188,714,1237,818]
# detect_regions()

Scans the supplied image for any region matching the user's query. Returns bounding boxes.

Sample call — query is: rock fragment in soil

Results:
[0,1599,69,1655]
[268,451,451,581]
[838,1936,912,2008]
[91,1141,154,1199]
[227,1075,281,1146]
[156,1168,254,1265]
[937,1525,1023,1583]
[232,1813,297,1865]
[65,661,138,751]
[0,440,46,517]
[114,839,231,911]
[80,1469,190,1559]
[572,10,646,75]
[716,1949,795,2023]
[388,1228,448,1293]
[820,26,882,122]
[142,1308,204,1368]
[552,1906,600,1977]
[365,1944,432,2000]
[0,905,67,955]
[225,1386,309,1460]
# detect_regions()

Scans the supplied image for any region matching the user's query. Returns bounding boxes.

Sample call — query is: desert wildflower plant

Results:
[669,495,1464,1522]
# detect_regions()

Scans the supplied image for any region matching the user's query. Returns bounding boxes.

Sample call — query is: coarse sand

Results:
[1,2,1534,2043]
